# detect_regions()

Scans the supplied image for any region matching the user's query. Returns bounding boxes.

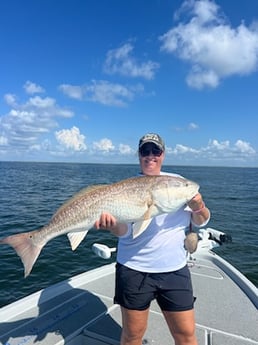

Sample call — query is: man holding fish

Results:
[0,133,210,345]
[95,133,210,345]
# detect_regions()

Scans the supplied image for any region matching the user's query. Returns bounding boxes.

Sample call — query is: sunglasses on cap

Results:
[139,146,163,157]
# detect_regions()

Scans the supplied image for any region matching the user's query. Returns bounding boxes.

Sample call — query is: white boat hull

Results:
[0,228,257,345]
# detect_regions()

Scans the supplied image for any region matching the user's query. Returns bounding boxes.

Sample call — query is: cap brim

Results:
[139,140,164,150]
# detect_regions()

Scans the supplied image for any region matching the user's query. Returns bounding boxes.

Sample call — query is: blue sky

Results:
[0,0,258,166]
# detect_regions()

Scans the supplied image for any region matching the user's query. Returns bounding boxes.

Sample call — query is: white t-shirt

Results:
[116,171,206,273]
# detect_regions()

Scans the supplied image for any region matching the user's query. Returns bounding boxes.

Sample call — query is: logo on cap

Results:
[138,133,165,150]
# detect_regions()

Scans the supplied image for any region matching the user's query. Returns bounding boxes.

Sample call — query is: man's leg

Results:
[120,306,149,345]
[162,309,198,345]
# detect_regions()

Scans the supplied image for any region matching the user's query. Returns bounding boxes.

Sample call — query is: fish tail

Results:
[184,232,198,254]
[0,231,43,278]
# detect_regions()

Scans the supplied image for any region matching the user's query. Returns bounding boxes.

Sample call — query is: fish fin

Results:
[0,231,44,278]
[132,202,158,238]
[80,185,106,192]
[132,219,153,238]
[67,230,89,250]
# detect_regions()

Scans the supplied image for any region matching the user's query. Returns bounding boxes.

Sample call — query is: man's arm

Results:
[188,193,210,226]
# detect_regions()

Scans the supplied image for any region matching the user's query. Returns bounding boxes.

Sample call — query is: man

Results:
[95,133,210,345]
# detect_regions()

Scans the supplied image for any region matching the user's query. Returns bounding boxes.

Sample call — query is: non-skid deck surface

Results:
[1,254,258,345]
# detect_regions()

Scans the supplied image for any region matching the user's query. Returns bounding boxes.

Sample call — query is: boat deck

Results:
[0,250,257,345]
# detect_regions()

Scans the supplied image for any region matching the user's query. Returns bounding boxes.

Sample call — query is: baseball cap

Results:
[138,133,165,151]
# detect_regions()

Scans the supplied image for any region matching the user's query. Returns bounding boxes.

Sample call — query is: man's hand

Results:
[188,193,210,226]
[94,212,117,229]
[188,193,204,212]
[94,212,128,237]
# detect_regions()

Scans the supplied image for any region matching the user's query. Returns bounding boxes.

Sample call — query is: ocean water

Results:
[0,161,257,308]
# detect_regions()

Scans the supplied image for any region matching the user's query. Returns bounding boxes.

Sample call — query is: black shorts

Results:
[114,263,194,312]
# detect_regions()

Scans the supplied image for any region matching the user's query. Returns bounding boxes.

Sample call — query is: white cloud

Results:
[164,138,256,166]
[59,84,84,100]
[4,94,17,106]
[172,122,199,132]
[59,80,141,107]
[187,68,219,89]
[55,126,86,151]
[86,80,134,107]
[104,43,159,80]
[93,138,115,152]
[207,139,230,150]
[234,139,256,154]
[188,122,199,130]
[119,143,134,154]
[200,138,257,162]
[23,81,45,94]
[172,144,199,154]
[160,0,258,89]
[0,91,74,152]
[0,135,8,145]
[26,96,56,108]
